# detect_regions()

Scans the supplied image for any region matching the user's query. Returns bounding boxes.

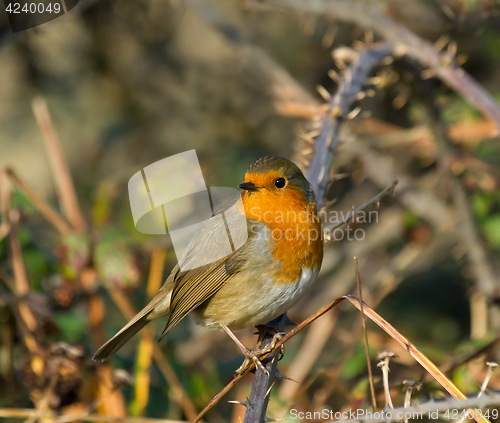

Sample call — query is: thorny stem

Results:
[306,44,392,202]
[239,44,393,423]
[242,318,285,423]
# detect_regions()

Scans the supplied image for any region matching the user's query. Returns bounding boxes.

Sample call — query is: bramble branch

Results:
[249,0,500,130]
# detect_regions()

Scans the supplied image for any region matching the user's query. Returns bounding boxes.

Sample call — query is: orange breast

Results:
[241,188,323,282]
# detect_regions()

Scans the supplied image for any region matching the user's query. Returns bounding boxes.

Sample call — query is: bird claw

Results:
[256,328,285,350]
[266,331,285,351]
[235,349,269,376]
[235,332,285,376]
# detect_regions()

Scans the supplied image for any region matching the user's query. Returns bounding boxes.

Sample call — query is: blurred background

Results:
[0,0,500,422]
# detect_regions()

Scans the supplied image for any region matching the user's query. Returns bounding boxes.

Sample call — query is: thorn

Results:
[316,85,331,101]
[318,103,330,113]
[276,369,298,383]
[434,34,450,52]
[298,133,315,144]
[347,107,362,120]
[304,129,321,138]
[366,76,382,86]
[447,40,457,58]
[421,69,436,80]
[456,54,468,66]
[328,69,339,81]
[353,40,365,51]
[228,400,248,408]
[356,92,367,101]
[334,173,350,180]
[334,58,346,70]
[265,381,276,399]
[330,106,342,119]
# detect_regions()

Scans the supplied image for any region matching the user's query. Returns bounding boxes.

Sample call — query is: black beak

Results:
[238,182,260,192]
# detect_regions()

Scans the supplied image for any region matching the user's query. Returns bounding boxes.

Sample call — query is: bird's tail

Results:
[93,287,173,362]
[93,316,150,362]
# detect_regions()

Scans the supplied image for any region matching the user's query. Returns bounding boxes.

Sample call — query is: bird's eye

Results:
[274,177,286,189]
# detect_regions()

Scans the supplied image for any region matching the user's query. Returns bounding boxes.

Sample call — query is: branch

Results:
[242,324,283,423]
[323,180,397,240]
[306,43,392,205]
[249,0,500,130]
[4,168,72,235]
[32,97,87,232]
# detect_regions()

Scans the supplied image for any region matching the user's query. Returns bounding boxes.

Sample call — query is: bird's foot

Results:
[235,331,285,376]
[235,348,269,376]
[255,325,285,350]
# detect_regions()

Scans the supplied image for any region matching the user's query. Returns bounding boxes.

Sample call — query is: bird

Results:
[93,156,324,373]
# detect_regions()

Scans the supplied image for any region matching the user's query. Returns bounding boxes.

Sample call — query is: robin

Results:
[93,156,324,374]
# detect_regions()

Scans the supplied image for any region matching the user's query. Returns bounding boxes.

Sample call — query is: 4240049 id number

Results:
[6,3,62,13]
[443,409,498,420]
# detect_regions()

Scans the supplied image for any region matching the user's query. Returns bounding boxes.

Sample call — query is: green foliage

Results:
[340,343,368,380]
[483,215,500,250]
[472,191,500,250]
[53,309,88,343]
[94,227,140,288]
[57,233,91,280]
[441,96,482,125]
[11,192,37,215]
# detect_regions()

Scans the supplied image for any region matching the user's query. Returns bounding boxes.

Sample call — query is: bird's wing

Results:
[158,258,234,339]
[158,198,255,339]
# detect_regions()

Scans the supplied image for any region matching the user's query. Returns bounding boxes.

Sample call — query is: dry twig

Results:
[32,97,87,232]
